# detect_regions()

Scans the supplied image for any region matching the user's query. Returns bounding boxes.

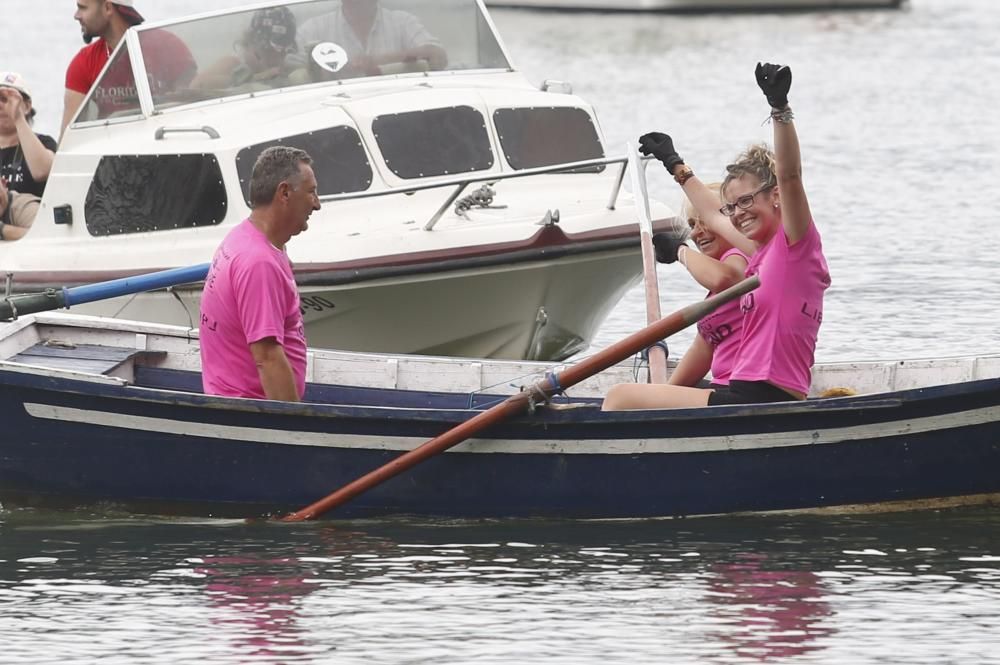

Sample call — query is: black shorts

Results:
[708,380,799,406]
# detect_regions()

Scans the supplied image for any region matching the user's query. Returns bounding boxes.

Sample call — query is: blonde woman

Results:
[653,183,749,389]
[604,62,830,409]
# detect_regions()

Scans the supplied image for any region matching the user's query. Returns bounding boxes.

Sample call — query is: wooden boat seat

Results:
[9,341,165,377]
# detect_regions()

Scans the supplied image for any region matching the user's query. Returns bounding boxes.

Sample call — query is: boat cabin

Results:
[24,0,610,253]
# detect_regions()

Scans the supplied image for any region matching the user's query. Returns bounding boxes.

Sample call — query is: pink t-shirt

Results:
[731,221,830,396]
[200,220,307,399]
[697,247,749,386]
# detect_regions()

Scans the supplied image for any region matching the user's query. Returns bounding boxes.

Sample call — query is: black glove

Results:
[755,62,792,109]
[652,232,688,264]
[638,132,685,175]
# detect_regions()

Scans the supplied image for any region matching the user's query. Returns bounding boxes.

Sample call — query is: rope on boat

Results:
[468,366,570,412]
[454,184,502,218]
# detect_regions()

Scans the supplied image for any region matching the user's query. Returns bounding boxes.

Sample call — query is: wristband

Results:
[677,245,688,267]
[673,165,694,186]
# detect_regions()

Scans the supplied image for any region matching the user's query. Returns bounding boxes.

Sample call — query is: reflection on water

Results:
[705,555,835,661]
[1,509,999,663]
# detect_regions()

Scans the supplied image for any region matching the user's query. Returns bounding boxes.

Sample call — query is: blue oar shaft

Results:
[1,263,211,321]
[63,264,210,306]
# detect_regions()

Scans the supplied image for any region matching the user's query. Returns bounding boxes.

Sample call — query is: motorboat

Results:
[0,0,672,361]
[2,308,999,519]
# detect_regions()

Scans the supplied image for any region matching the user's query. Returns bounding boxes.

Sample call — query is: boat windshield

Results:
[78,0,510,120]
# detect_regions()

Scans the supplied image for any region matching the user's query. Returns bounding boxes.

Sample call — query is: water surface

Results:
[2,509,999,663]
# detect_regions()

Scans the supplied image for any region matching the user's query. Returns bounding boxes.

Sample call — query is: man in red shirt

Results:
[62,0,196,135]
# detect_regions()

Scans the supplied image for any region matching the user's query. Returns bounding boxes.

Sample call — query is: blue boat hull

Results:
[2,368,1000,518]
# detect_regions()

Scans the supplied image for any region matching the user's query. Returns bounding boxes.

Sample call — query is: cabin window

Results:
[76,42,144,124]
[373,106,494,179]
[493,107,605,171]
[84,155,227,236]
[235,127,373,205]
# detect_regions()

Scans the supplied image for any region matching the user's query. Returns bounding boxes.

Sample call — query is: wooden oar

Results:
[0,263,211,321]
[627,143,667,384]
[281,274,760,522]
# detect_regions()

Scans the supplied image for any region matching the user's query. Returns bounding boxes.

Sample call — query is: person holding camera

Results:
[0,72,56,242]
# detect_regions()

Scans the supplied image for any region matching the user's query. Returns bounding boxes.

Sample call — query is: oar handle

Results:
[557,275,759,391]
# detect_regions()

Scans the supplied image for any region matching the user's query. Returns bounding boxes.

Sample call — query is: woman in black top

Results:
[0,72,56,197]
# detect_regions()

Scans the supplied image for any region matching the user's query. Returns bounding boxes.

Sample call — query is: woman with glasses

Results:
[603,62,830,410]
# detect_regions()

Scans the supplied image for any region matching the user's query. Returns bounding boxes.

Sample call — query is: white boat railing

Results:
[311,154,647,231]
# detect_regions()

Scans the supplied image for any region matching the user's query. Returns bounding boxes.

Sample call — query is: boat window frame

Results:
[70,29,154,130]
[235,125,375,205]
[492,106,606,172]
[83,152,229,236]
[372,105,496,180]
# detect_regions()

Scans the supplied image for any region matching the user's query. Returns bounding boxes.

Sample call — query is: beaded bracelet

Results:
[770,107,795,125]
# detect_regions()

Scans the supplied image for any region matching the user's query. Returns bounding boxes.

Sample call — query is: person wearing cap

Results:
[299,0,447,79]
[62,0,196,135]
[0,73,56,199]
[0,72,56,242]
[191,7,300,91]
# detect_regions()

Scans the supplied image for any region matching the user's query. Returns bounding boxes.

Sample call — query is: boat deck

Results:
[8,341,164,378]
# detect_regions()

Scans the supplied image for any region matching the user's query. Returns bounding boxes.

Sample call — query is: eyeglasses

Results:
[718,184,774,217]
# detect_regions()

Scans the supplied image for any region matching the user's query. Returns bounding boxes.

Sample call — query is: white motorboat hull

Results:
[69,245,641,360]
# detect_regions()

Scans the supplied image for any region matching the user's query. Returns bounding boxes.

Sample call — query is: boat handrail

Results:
[313,154,643,231]
[154,126,222,141]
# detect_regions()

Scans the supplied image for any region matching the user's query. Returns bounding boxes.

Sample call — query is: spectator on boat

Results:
[652,183,750,389]
[0,179,39,242]
[0,72,55,241]
[62,0,197,135]
[200,146,321,402]
[298,0,447,79]
[603,63,830,410]
[191,7,300,91]
[0,73,56,198]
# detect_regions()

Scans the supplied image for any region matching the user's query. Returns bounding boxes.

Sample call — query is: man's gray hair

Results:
[249,146,314,207]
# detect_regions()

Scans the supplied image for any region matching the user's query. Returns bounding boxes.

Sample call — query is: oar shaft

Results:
[282,274,759,521]
[627,144,667,383]
[1,263,211,321]
[64,264,211,306]
[283,395,530,521]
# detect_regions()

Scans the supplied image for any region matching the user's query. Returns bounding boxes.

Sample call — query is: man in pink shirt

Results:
[200,147,321,401]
